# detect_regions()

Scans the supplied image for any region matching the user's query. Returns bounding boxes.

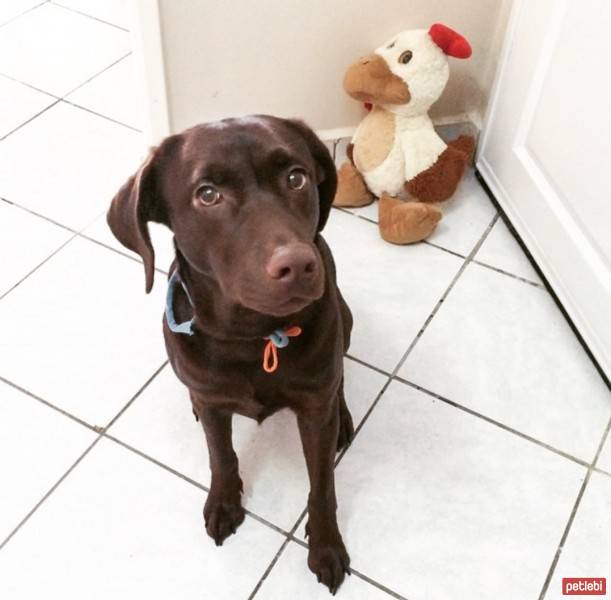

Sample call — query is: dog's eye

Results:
[398,50,413,64]
[287,169,307,190]
[196,184,221,206]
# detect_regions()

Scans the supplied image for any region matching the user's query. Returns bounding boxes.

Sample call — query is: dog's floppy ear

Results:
[107,141,174,293]
[285,119,337,232]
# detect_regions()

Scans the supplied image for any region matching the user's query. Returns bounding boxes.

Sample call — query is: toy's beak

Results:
[343,54,410,105]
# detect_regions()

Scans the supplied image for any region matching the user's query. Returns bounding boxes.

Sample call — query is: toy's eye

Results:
[387,41,396,49]
[398,50,413,64]
[287,168,307,190]
[196,184,221,206]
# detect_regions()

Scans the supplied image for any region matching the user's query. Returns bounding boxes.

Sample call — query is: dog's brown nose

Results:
[266,244,318,285]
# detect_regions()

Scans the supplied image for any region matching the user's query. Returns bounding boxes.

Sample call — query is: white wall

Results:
[148,0,512,139]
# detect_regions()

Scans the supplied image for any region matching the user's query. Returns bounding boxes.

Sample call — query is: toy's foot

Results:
[333,162,375,208]
[378,194,442,244]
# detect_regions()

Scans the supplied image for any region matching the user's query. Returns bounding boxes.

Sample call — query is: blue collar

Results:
[165,270,300,367]
[165,270,195,336]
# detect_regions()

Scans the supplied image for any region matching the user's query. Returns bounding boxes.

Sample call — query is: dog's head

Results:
[343,24,471,116]
[107,116,336,317]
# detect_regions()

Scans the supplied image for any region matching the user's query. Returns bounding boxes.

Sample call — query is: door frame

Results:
[476,0,611,378]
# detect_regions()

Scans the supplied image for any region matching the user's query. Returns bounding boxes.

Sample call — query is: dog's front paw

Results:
[307,538,351,595]
[203,494,245,546]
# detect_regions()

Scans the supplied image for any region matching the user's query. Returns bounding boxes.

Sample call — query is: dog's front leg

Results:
[193,399,245,546]
[298,400,350,595]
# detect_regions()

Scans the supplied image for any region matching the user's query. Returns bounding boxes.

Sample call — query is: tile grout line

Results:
[99,433,343,596]
[0,0,49,30]
[592,465,611,478]
[0,98,61,141]
[0,230,79,301]
[347,350,595,472]
[422,239,467,259]
[3,193,167,274]
[0,71,60,98]
[0,45,146,299]
[0,200,168,305]
[58,51,133,98]
[0,90,142,143]
[2,49,131,103]
[0,434,104,551]
[537,415,611,600]
[333,212,500,470]
[472,258,543,288]
[0,201,91,302]
[393,376,591,468]
[0,196,78,233]
[0,374,98,433]
[60,99,142,132]
[331,205,546,289]
[77,231,169,275]
[331,206,545,289]
[50,0,130,32]
[247,537,293,599]
[475,169,611,391]
[334,204,469,260]
[248,496,312,599]
[287,537,410,600]
[248,508,411,600]
[347,569,410,600]
[103,362,169,430]
[390,212,500,376]
[0,52,133,141]
[0,359,170,552]
[333,204,470,262]
[345,353,392,378]
[101,433,293,540]
[247,380,393,596]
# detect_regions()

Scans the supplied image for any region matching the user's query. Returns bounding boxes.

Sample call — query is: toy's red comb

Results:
[428,23,471,59]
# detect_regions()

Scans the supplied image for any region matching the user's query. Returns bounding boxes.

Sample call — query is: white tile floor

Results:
[1,4,610,600]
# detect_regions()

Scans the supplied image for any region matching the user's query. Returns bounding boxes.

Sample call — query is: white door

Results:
[477,0,611,378]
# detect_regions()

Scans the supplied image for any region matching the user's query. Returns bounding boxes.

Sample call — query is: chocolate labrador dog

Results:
[107,116,354,594]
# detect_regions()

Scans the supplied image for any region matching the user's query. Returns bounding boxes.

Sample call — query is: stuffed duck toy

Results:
[334,24,475,244]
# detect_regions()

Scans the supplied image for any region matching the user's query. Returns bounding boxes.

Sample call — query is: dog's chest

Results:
[166,327,328,420]
[187,368,309,422]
